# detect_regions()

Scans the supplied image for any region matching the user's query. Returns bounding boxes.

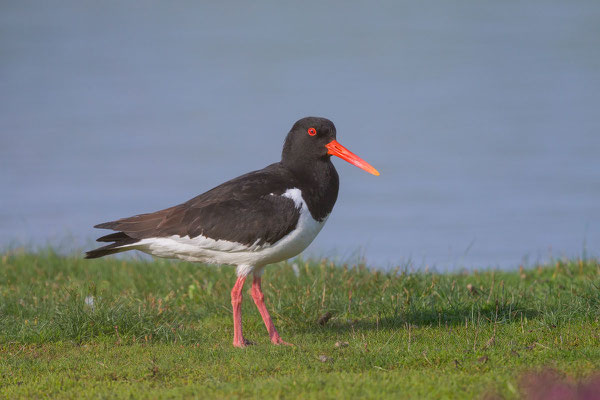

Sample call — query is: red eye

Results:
[307,127,317,136]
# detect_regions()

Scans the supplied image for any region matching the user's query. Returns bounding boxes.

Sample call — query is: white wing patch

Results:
[282,188,303,208]
[130,188,329,275]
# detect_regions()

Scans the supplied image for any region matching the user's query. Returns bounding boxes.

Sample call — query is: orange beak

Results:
[325,140,380,176]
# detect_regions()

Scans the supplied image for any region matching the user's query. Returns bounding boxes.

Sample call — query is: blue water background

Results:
[1,1,599,270]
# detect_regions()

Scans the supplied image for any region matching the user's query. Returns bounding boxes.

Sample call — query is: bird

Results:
[86,116,379,347]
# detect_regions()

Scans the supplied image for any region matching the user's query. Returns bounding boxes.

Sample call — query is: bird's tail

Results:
[85,231,139,259]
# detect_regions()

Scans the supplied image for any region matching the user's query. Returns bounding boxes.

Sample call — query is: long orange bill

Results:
[325,140,380,176]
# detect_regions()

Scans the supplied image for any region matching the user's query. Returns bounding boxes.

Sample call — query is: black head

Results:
[281,117,337,165]
[281,116,380,176]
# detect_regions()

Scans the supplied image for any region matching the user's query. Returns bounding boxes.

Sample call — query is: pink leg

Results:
[231,276,252,348]
[250,276,293,346]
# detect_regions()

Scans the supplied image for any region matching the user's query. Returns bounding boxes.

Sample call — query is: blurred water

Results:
[1,1,599,270]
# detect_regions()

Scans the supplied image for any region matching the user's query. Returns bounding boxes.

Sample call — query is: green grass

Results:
[1,250,599,399]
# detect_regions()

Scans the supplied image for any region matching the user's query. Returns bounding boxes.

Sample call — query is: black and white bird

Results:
[86,117,379,347]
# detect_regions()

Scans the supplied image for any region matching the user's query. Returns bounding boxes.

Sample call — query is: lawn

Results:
[1,250,599,399]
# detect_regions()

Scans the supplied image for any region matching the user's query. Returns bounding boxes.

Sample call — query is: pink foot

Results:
[251,276,293,347]
[233,338,255,348]
[271,336,294,346]
[231,276,251,349]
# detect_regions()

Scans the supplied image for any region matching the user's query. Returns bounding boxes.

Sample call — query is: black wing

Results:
[86,163,301,258]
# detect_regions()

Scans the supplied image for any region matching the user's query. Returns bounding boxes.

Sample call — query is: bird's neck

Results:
[282,158,339,221]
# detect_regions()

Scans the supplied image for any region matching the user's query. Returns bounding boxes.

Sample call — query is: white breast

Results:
[131,188,328,269]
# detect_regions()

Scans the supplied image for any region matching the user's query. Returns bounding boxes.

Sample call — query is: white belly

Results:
[132,188,328,268]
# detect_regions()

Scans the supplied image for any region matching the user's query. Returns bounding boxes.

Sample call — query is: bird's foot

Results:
[233,338,255,348]
[271,336,294,346]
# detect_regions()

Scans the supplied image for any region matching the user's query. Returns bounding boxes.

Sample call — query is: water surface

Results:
[1,1,599,269]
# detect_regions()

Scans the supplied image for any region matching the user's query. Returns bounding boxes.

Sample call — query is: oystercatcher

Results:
[86,117,379,347]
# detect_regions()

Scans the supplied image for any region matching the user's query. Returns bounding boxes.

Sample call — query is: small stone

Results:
[335,341,349,348]
[84,296,95,310]
[317,312,332,326]
[318,355,331,362]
